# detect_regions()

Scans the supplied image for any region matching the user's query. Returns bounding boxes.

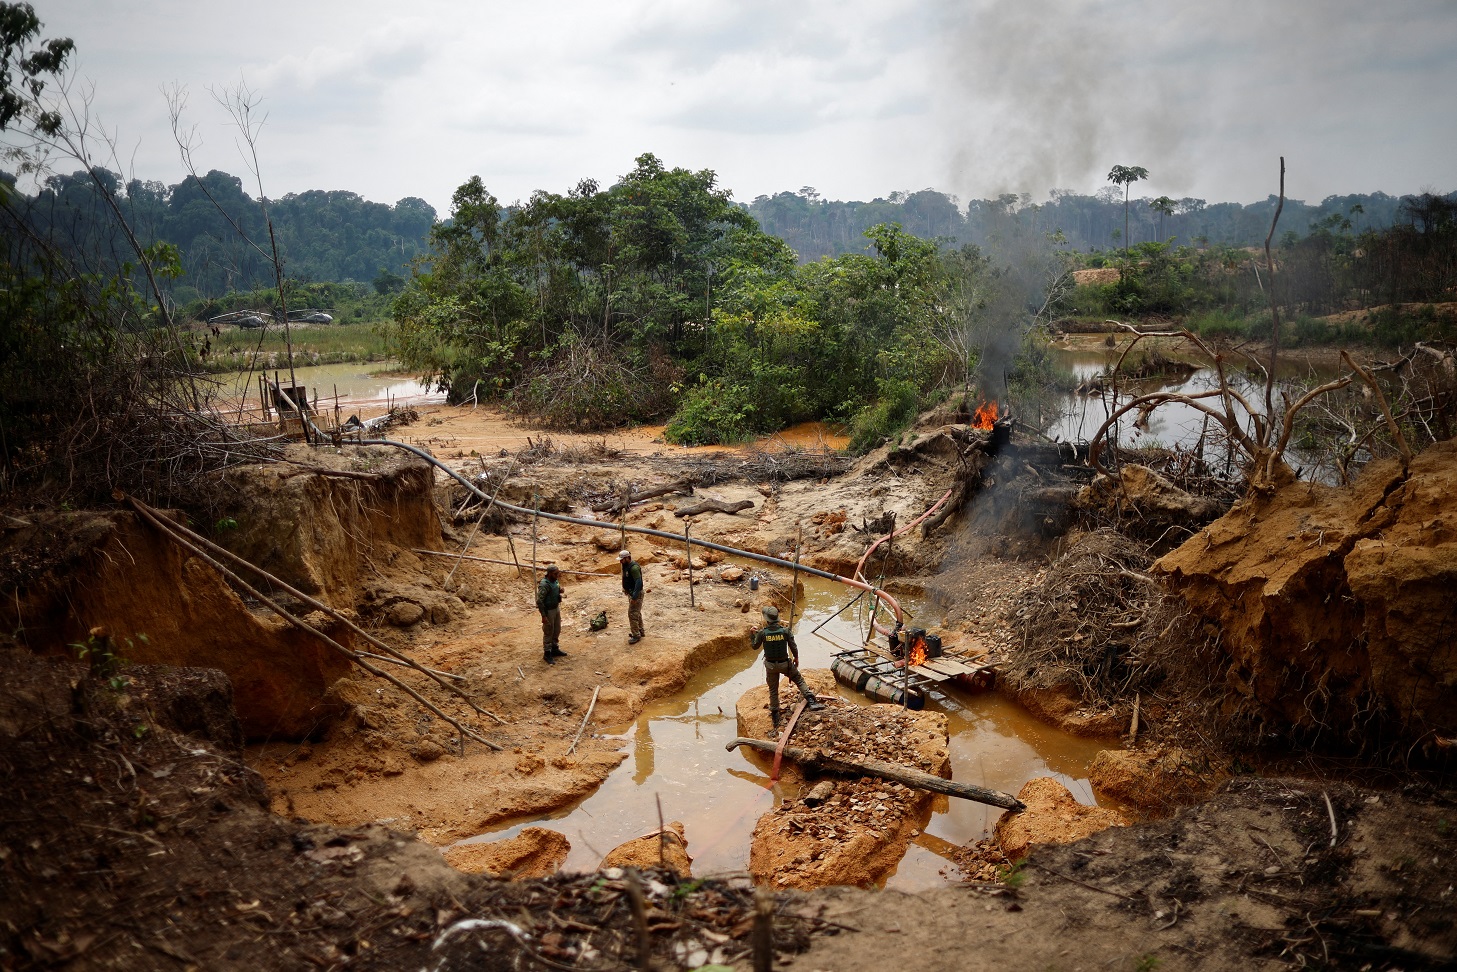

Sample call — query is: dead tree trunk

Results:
[922,450,989,538]
[675,498,754,518]
[725,737,1025,811]
[591,478,696,514]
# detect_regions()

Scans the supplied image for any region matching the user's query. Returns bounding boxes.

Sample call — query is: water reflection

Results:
[1046,339,1340,480]
[450,572,1113,888]
[219,361,443,408]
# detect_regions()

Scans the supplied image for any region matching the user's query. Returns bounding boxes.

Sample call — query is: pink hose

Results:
[853,486,956,637]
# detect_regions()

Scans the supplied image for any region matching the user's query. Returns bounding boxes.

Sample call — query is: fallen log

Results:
[725,737,1025,811]
[674,498,754,518]
[921,451,988,538]
[591,478,696,514]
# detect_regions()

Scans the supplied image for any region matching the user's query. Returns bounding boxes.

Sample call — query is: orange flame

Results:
[907,633,927,668]
[972,400,999,431]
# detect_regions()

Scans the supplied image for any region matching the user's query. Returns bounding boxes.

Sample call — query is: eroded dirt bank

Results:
[1156,442,1457,751]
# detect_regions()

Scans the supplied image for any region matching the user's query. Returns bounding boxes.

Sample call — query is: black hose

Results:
[357,437,904,622]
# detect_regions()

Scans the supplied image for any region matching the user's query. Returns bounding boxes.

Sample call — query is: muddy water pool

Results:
[451,574,1113,889]
[1047,339,1342,478]
[218,361,443,409]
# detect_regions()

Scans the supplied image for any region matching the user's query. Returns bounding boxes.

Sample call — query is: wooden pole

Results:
[684,518,695,608]
[751,887,774,972]
[789,521,802,627]
[505,530,523,578]
[618,483,629,549]
[531,494,540,586]
[446,461,515,586]
[567,685,601,755]
[725,737,1025,811]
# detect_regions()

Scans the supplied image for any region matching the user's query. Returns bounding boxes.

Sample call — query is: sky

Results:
[13,0,1457,215]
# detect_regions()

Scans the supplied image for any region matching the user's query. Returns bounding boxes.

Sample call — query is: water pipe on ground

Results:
[357,438,906,624]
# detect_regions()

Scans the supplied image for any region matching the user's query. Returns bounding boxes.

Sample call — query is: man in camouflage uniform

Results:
[536,564,567,664]
[751,605,820,728]
[619,549,645,644]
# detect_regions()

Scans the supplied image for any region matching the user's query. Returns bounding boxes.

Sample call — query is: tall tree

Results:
[1150,195,1175,242]
[1106,164,1149,256]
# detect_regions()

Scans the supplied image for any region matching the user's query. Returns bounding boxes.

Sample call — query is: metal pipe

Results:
[358,438,905,623]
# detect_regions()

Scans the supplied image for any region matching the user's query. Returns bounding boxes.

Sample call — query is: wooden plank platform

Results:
[921,657,979,677]
[909,665,952,683]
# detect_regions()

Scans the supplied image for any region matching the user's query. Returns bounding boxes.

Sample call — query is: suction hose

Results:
[357,438,905,625]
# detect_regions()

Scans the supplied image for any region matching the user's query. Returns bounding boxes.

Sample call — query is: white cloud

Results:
[8,0,1454,214]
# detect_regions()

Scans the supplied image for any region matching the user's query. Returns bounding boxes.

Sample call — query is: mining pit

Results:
[3,399,1454,970]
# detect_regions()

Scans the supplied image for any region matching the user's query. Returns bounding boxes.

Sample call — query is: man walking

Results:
[536,564,567,664]
[751,605,820,728]
[619,550,645,644]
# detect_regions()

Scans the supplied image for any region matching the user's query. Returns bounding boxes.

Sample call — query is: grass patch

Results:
[198,322,392,374]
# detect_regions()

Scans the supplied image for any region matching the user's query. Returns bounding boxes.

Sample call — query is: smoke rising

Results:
[935,0,1193,201]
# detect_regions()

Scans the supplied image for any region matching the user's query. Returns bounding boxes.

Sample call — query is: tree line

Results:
[0,166,436,302]
[388,154,1062,448]
[1064,191,1457,347]
[747,185,1445,263]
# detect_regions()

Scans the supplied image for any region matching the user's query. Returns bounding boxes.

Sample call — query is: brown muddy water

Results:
[1047,337,1344,479]
[448,574,1112,889]
[220,361,443,410]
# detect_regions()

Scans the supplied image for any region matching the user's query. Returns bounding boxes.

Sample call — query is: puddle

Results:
[213,361,444,410]
[1047,339,1344,479]
[452,574,1113,888]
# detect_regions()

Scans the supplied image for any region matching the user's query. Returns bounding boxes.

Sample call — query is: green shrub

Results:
[1186,310,1250,339]
[847,378,920,454]
[664,378,759,445]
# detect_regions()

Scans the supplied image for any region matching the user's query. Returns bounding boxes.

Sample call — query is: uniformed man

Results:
[618,549,645,644]
[536,565,567,664]
[751,605,820,728]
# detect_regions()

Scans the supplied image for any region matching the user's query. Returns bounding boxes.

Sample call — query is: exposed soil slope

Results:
[1155,442,1457,750]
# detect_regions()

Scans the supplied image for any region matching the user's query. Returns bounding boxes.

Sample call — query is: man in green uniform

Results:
[619,550,645,644]
[751,605,820,728]
[536,564,567,664]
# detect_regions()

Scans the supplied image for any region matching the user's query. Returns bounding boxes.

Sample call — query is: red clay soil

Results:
[1155,442,1457,752]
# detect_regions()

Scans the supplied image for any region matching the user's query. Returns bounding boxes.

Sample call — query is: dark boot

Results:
[770,708,781,729]
[805,695,824,711]
[544,651,556,665]
[550,646,568,658]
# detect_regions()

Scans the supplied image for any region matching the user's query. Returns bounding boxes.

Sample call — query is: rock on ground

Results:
[1089,748,1231,814]
[442,827,570,878]
[599,822,693,877]
[995,777,1128,861]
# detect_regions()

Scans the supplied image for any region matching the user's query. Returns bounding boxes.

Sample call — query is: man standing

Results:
[751,605,820,728]
[536,564,567,664]
[618,550,645,644]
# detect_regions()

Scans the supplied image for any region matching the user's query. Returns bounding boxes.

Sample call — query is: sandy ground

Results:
[390,406,848,461]
[246,409,971,867]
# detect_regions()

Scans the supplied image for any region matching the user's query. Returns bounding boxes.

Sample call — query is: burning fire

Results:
[907,633,928,668]
[972,400,999,431]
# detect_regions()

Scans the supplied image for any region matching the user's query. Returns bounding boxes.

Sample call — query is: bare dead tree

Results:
[166,81,305,438]
[1083,161,1414,493]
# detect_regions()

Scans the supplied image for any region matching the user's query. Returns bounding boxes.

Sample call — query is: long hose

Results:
[358,438,906,624]
[853,484,955,639]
